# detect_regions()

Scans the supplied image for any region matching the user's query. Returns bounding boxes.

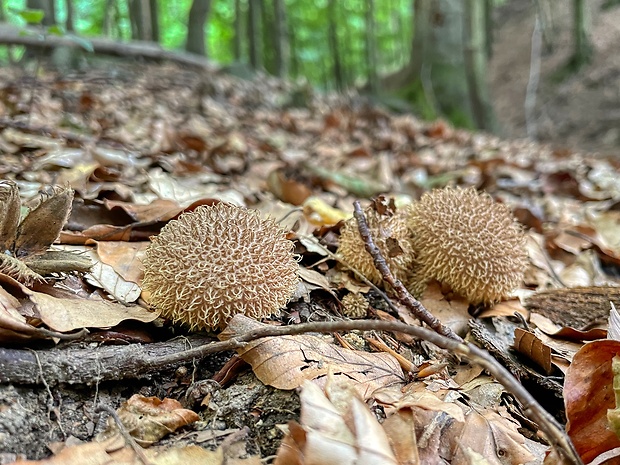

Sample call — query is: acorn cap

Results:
[408,187,528,305]
[141,203,299,329]
[337,202,416,288]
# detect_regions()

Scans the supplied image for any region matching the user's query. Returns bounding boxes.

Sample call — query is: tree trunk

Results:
[381,0,495,130]
[273,0,289,77]
[484,0,493,58]
[185,0,211,56]
[65,0,74,31]
[103,0,113,36]
[289,20,298,78]
[248,0,262,70]
[571,0,592,70]
[149,0,159,42]
[233,0,243,61]
[128,0,156,41]
[463,0,497,131]
[364,0,378,93]
[327,0,343,90]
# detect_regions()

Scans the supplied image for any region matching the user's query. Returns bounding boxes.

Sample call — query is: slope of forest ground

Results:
[491,0,620,154]
[1,47,620,463]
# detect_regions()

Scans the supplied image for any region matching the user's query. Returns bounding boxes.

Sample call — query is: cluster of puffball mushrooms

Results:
[141,187,528,330]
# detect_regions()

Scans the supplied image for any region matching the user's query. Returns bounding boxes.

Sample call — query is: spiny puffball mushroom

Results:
[407,187,528,305]
[141,203,299,330]
[338,201,415,287]
[341,292,369,319]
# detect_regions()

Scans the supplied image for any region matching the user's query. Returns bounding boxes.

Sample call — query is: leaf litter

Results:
[2,61,620,463]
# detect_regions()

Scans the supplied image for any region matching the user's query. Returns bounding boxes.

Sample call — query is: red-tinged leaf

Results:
[565,340,620,463]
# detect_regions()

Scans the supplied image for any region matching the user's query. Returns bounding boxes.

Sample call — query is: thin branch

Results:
[352,200,462,341]
[95,404,154,465]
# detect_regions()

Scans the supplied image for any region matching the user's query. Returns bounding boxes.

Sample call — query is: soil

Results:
[490,0,620,154]
[0,353,299,462]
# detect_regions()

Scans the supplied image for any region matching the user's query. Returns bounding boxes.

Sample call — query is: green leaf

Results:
[46,25,65,36]
[12,8,45,25]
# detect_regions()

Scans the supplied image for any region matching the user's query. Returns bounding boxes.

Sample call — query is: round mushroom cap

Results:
[142,203,299,329]
[338,204,415,287]
[408,187,528,305]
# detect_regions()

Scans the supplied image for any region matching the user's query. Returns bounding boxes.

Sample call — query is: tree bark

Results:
[289,19,298,78]
[463,0,497,131]
[0,23,219,70]
[128,0,156,41]
[233,0,243,61]
[571,0,592,70]
[0,335,215,385]
[327,0,343,90]
[185,0,211,56]
[273,0,289,77]
[65,0,75,31]
[381,0,496,130]
[103,0,114,36]
[248,0,262,69]
[149,0,159,42]
[364,0,378,93]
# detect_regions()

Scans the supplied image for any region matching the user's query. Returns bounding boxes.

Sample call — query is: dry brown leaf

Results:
[28,287,157,332]
[103,198,183,222]
[419,282,471,336]
[97,394,199,446]
[382,408,421,465]
[298,267,336,296]
[0,282,53,342]
[12,436,232,465]
[78,246,142,303]
[15,186,73,256]
[274,380,398,465]
[513,327,553,375]
[375,387,535,464]
[0,180,20,251]
[449,408,536,465]
[93,241,149,284]
[220,315,404,397]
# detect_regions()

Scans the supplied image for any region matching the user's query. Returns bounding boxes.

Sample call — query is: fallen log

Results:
[0,23,218,70]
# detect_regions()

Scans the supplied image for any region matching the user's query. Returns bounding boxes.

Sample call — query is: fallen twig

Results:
[95,404,153,465]
[352,200,461,341]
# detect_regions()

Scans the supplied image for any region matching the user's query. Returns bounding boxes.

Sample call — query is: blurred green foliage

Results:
[1,0,412,89]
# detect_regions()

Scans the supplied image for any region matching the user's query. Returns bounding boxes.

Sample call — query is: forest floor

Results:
[491,0,620,154]
[1,27,620,463]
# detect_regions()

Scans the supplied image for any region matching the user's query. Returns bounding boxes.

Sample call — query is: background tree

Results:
[247,0,262,69]
[186,0,211,56]
[570,0,592,70]
[382,0,495,130]
[327,0,343,90]
[128,0,159,42]
[273,0,289,77]
[364,0,378,93]
[233,0,243,61]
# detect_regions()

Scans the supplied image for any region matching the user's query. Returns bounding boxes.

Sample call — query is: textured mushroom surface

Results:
[341,292,369,319]
[338,203,415,287]
[408,187,528,305]
[142,203,299,329]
